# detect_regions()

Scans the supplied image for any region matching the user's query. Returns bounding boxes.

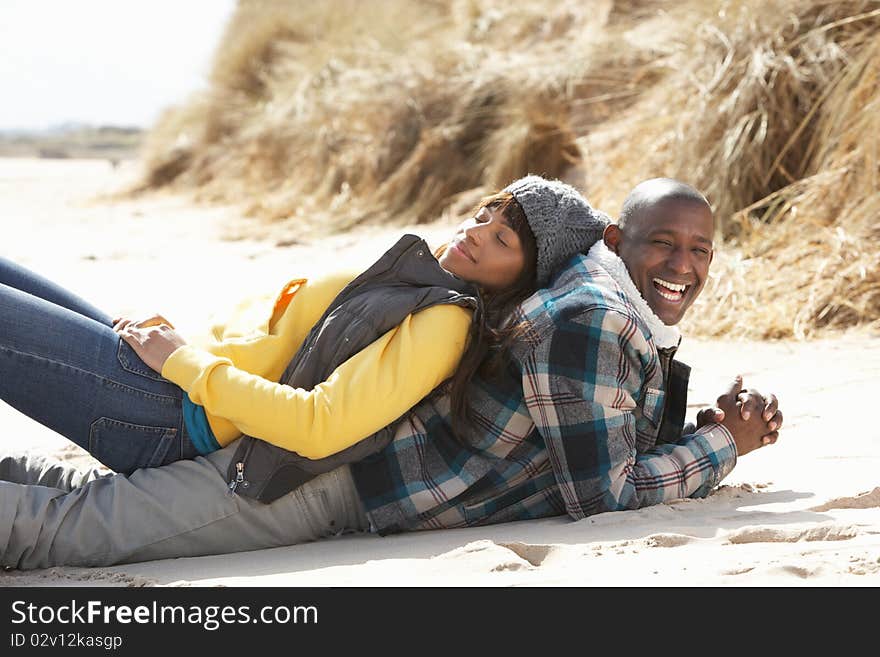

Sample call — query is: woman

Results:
[0,175,613,569]
[0,176,601,482]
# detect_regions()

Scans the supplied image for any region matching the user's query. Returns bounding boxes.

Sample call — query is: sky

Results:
[0,0,238,131]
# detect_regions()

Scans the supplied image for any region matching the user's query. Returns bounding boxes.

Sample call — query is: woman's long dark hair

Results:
[434,191,538,444]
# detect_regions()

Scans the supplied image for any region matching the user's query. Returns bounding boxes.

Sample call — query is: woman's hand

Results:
[114,321,187,375]
[112,313,175,331]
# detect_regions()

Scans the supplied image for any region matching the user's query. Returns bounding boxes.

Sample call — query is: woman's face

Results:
[438,205,527,291]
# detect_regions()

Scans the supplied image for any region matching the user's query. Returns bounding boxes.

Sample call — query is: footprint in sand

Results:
[437,540,555,572]
[726,522,858,544]
[721,566,755,576]
[776,564,817,579]
[643,533,696,548]
[846,554,880,576]
[808,486,880,512]
[725,552,880,579]
[498,542,555,567]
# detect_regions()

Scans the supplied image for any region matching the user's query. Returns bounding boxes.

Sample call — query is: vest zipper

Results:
[227,462,245,495]
[227,439,256,495]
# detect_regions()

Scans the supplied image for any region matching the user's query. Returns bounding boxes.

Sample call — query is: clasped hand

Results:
[112,313,187,375]
[696,375,783,457]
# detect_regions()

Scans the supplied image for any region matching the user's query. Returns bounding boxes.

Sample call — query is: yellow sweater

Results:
[160,268,472,459]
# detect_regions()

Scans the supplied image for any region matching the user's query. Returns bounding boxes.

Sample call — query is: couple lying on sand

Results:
[0,175,781,569]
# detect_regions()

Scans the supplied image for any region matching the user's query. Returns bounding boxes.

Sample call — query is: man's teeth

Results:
[653,278,687,301]
[653,278,686,291]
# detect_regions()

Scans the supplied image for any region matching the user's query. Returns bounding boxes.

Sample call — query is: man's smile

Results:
[652,277,690,302]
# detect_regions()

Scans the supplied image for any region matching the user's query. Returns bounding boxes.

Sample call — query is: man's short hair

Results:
[618,178,710,230]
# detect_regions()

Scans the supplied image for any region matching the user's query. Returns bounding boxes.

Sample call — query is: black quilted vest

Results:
[226,234,481,502]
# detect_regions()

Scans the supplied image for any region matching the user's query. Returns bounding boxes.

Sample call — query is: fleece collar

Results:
[586,240,681,349]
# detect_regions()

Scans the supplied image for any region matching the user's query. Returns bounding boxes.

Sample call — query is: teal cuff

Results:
[182,396,221,455]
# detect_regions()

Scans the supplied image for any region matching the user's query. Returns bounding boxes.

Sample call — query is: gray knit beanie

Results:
[503,175,610,286]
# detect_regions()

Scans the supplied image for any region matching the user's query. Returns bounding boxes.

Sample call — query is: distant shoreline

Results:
[0,124,143,161]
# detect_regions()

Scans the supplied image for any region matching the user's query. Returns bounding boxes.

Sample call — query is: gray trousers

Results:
[0,440,370,570]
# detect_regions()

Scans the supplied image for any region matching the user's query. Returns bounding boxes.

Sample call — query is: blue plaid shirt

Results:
[350,249,737,534]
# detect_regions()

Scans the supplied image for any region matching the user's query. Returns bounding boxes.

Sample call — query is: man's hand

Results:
[696,384,783,447]
[714,375,782,457]
[114,321,186,375]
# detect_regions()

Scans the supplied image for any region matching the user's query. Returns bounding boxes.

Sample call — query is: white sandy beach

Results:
[1,157,878,587]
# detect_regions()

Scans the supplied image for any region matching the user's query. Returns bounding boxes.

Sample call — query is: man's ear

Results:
[603,224,622,254]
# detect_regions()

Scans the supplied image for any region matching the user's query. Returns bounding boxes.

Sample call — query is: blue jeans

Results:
[0,256,198,474]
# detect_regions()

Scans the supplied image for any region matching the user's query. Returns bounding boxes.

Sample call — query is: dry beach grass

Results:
[134,0,880,340]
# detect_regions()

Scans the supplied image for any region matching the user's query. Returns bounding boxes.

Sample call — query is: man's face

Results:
[605,198,714,325]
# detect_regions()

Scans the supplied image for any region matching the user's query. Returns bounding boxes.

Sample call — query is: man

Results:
[0,178,781,568]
